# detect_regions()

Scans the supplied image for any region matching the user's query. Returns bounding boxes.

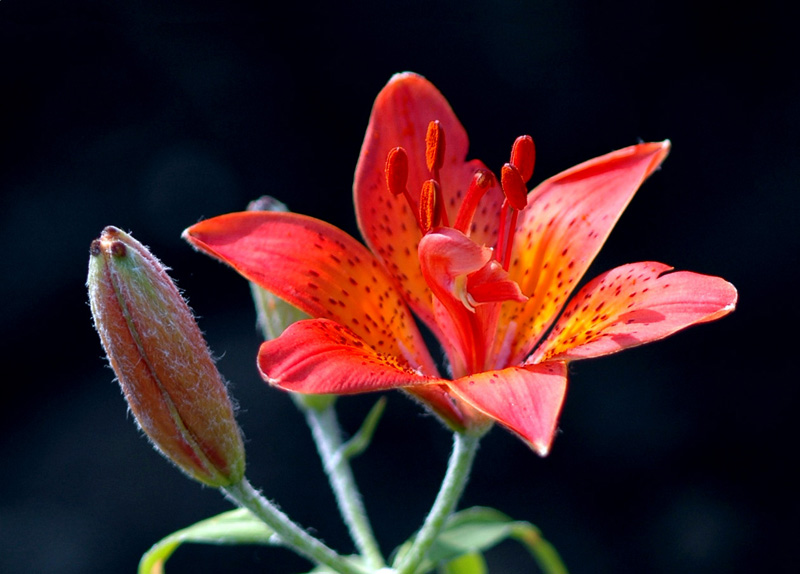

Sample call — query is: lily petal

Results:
[354,72,504,333]
[183,211,437,374]
[448,362,568,456]
[498,141,672,365]
[467,259,528,306]
[259,319,435,393]
[258,318,467,426]
[532,262,738,362]
[418,227,495,376]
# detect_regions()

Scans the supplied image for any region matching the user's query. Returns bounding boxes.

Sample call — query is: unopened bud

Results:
[88,226,245,487]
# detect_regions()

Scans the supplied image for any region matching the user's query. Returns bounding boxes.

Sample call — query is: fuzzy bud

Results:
[88,226,245,487]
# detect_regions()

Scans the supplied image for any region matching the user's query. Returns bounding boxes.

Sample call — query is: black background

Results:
[1,1,796,573]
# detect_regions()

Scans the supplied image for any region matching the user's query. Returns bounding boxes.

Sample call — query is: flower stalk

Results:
[223,478,370,574]
[394,429,484,574]
[304,405,386,569]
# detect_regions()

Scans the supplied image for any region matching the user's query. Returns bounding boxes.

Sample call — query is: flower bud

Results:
[88,226,245,487]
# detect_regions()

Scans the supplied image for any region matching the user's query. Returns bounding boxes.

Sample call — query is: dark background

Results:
[1,1,796,573]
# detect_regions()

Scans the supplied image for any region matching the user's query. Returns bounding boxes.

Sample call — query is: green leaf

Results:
[138,508,278,574]
[403,506,569,574]
[424,507,513,565]
[302,555,371,574]
[438,552,487,574]
[509,521,569,574]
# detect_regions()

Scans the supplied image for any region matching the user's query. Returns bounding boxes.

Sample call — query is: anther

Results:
[419,179,441,234]
[385,147,409,196]
[385,146,424,231]
[510,135,535,183]
[501,163,528,211]
[425,120,446,175]
[497,163,527,271]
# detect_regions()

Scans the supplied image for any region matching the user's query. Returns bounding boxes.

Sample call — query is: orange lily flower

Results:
[184,73,736,455]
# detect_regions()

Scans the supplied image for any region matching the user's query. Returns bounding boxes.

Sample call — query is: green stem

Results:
[223,477,368,574]
[394,430,483,574]
[305,405,386,569]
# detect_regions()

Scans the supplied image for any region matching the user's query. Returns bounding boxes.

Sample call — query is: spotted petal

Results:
[447,362,568,456]
[532,262,738,362]
[498,141,672,365]
[183,211,437,374]
[354,72,504,335]
[258,319,436,392]
[258,318,467,426]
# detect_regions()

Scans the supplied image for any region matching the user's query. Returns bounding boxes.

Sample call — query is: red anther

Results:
[454,169,496,233]
[419,179,441,234]
[425,120,446,174]
[501,163,528,211]
[510,135,536,183]
[385,147,409,196]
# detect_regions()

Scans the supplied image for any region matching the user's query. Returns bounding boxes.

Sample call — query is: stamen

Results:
[500,163,528,210]
[496,198,510,265]
[501,207,520,270]
[510,135,536,183]
[425,120,446,176]
[385,146,423,231]
[494,139,533,270]
[419,179,442,234]
[454,169,495,234]
[385,147,409,196]
[495,198,521,271]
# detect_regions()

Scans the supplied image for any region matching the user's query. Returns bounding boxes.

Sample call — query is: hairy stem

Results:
[223,477,368,574]
[305,404,386,569]
[394,430,483,574]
